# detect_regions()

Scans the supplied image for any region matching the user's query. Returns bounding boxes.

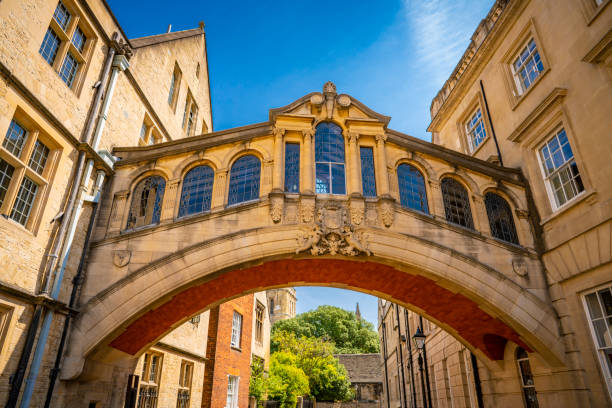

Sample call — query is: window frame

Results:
[515,348,540,408]
[440,177,474,230]
[255,302,265,345]
[177,360,194,408]
[39,0,97,94]
[359,146,377,198]
[227,154,261,207]
[284,142,300,193]
[0,110,61,232]
[457,94,492,156]
[500,19,550,110]
[396,162,429,214]
[178,164,215,218]
[314,122,347,196]
[226,375,240,408]
[582,284,612,401]
[138,352,163,408]
[230,311,243,349]
[125,175,166,231]
[484,192,520,245]
[168,63,182,111]
[535,127,585,211]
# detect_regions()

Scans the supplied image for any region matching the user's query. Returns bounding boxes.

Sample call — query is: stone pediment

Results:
[269,81,391,128]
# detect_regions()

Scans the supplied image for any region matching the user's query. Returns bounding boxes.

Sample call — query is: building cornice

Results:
[428,0,529,133]
[582,28,612,63]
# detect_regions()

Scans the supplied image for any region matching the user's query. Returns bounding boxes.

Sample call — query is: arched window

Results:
[397,164,428,213]
[315,122,345,195]
[516,347,539,408]
[126,176,165,229]
[485,192,519,244]
[441,178,474,229]
[178,165,214,217]
[228,155,261,206]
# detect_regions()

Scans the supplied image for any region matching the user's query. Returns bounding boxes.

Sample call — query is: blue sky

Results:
[108,0,493,326]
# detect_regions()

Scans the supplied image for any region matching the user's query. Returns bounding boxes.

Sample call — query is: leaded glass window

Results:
[231,312,242,348]
[516,348,539,408]
[71,26,86,53]
[10,176,38,226]
[441,178,473,229]
[53,1,71,31]
[39,28,61,65]
[228,155,260,206]
[59,53,79,87]
[28,140,50,175]
[397,164,428,213]
[284,143,300,193]
[0,159,15,208]
[466,108,486,152]
[512,39,544,94]
[126,176,165,229]
[178,165,214,217]
[3,120,28,157]
[315,122,345,195]
[360,147,376,197]
[539,128,584,208]
[485,193,518,244]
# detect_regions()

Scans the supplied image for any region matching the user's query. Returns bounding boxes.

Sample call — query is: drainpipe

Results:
[404,310,417,408]
[395,305,408,408]
[4,34,121,408]
[479,80,503,166]
[470,353,484,408]
[381,321,391,408]
[43,170,105,408]
[18,52,128,408]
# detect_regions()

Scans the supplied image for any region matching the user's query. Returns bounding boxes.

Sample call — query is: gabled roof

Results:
[130,27,204,49]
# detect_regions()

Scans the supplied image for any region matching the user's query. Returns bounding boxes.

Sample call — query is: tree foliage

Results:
[271,331,354,402]
[249,358,266,402]
[271,305,380,354]
[266,352,310,408]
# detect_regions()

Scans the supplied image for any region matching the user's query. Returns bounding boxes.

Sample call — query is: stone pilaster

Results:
[108,190,129,235]
[272,127,285,191]
[211,169,228,209]
[301,129,315,194]
[347,131,361,196]
[161,178,181,221]
[375,134,390,196]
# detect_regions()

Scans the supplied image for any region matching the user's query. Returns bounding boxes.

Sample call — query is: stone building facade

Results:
[266,288,297,325]
[0,0,212,406]
[380,0,612,407]
[336,354,383,408]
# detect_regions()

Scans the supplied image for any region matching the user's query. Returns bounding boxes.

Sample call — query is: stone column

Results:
[428,180,446,219]
[161,178,181,221]
[108,190,129,235]
[347,131,361,196]
[375,133,390,196]
[302,128,315,194]
[272,127,285,192]
[211,169,228,209]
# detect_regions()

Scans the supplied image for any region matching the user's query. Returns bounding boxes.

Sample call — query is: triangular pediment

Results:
[269,82,391,128]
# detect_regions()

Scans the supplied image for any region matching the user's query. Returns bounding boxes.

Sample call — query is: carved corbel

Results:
[349,196,365,226]
[378,196,395,228]
[299,194,316,224]
[269,190,285,223]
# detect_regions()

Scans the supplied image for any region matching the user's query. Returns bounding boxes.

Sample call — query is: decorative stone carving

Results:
[512,259,528,277]
[108,191,129,233]
[269,192,284,223]
[300,201,315,223]
[337,94,351,108]
[323,81,337,119]
[296,201,370,256]
[113,250,131,268]
[378,198,394,228]
[349,198,365,225]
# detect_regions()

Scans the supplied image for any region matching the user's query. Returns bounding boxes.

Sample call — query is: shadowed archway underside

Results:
[109,259,529,360]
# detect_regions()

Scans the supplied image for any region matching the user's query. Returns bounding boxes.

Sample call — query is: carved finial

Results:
[323,81,337,95]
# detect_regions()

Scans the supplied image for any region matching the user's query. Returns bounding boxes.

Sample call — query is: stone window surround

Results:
[182,89,198,136]
[177,359,194,407]
[581,283,612,401]
[0,302,14,362]
[138,351,164,408]
[455,92,492,156]
[500,18,550,111]
[168,63,182,112]
[39,0,97,95]
[0,108,62,233]
[139,112,163,146]
[578,0,611,25]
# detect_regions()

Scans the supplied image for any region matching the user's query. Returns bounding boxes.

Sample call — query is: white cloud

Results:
[404,0,492,85]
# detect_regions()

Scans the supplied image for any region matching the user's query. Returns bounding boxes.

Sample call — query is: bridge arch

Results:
[63,224,564,381]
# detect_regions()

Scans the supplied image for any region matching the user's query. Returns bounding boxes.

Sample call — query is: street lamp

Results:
[412,326,431,408]
[412,327,426,350]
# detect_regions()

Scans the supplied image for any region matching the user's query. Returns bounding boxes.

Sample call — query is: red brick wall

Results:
[201,294,254,408]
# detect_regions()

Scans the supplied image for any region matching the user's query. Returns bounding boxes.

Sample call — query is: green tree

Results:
[272,332,354,402]
[267,352,310,408]
[249,357,266,402]
[271,305,379,354]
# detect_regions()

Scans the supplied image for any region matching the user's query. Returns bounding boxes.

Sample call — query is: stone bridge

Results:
[63,83,565,384]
